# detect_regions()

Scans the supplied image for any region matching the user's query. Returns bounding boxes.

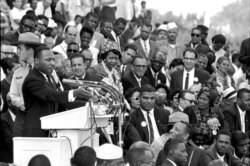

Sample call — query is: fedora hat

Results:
[12,32,44,46]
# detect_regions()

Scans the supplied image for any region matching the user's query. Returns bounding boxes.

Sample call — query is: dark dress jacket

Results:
[223,102,250,134]
[22,68,84,137]
[144,67,166,87]
[130,107,169,143]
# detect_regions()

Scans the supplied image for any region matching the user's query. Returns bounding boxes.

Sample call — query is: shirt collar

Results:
[133,72,141,82]
[141,107,154,115]
[150,67,158,76]
[167,159,177,166]
[75,74,86,80]
[184,67,195,74]
[216,152,225,161]
[237,104,246,114]
[140,38,149,44]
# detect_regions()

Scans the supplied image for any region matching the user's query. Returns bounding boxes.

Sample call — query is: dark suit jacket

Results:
[3,30,19,43]
[185,42,211,54]
[121,71,149,94]
[0,111,14,163]
[223,102,250,133]
[133,38,157,60]
[239,38,250,63]
[22,68,83,137]
[144,67,166,87]
[206,143,232,166]
[170,68,210,95]
[156,145,209,166]
[130,107,169,143]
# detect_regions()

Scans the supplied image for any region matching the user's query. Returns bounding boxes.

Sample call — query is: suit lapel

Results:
[136,108,149,142]
[235,104,242,131]
[130,72,140,87]
[246,111,250,132]
[179,70,184,89]
[154,108,163,135]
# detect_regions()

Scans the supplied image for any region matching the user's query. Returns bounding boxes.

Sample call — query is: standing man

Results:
[121,56,149,94]
[170,48,210,96]
[52,25,78,59]
[144,50,166,87]
[3,14,37,43]
[9,32,43,137]
[120,44,138,77]
[111,18,127,48]
[223,88,250,133]
[185,27,210,54]
[207,130,233,165]
[130,84,169,144]
[133,23,157,61]
[161,138,188,166]
[84,12,105,52]
[197,24,209,46]
[165,22,186,68]
[22,46,92,137]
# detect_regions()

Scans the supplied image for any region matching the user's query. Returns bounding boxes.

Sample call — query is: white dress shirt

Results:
[35,1,52,18]
[133,73,141,87]
[141,108,160,141]
[52,40,68,59]
[237,105,246,132]
[10,7,26,29]
[140,38,150,56]
[216,152,225,162]
[182,68,195,90]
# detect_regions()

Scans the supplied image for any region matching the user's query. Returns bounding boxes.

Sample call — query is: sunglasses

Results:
[67,49,78,53]
[22,23,36,32]
[155,92,167,97]
[130,97,139,101]
[191,33,200,37]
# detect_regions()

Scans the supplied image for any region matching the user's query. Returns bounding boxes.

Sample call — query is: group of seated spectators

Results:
[0,0,250,166]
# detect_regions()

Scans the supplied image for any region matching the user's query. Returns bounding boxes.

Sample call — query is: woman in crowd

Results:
[184,89,226,149]
[87,40,123,94]
[124,87,140,114]
[213,56,235,94]
[155,84,172,114]
[165,58,184,87]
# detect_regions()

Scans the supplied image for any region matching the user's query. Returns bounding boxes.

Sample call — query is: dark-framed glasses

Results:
[191,33,200,37]
[134,65,147,69]
[21,23,36,32]
[182,97,197,104]
[67,49,78,53]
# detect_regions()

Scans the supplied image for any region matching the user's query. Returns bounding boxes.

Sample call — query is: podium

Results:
[40,103,113,152]
[14,103,112,166]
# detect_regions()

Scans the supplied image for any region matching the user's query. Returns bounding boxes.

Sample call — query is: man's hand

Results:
[73,87,93,100]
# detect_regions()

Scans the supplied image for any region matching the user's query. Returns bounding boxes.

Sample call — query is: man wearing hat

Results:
[165,22,186,68]
[96,143,124,166]
[9,32,44,137]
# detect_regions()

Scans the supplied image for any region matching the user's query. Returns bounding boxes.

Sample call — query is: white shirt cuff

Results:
[68,90,76,102]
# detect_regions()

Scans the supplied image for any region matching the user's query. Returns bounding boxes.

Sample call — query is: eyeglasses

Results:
[134,65,147,68]
[182,97,197,104]
[130,97,139,101]
[21,23,36,32]
[191,33,200,37]
[137,161,155,166]
[67,49,78,53]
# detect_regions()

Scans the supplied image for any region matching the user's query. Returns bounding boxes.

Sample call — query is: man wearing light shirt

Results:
[52,25,78,59]
[130,84,169,144]
[223,88,250,134]
[170,48,210,96]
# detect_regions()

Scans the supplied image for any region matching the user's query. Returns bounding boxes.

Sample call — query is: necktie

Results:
[154,73,157,86]
[47,74,56,89]
[138,79,141,87]
[122,65,126,76]
[241,111,246,132]
[185,73,189,89]
[144,41,148,57]
[147,112,154,144]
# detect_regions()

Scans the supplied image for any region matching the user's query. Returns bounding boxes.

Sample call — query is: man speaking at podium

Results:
[22,46,93,137]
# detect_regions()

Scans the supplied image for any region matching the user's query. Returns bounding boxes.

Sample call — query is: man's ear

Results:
[34,57,39,65]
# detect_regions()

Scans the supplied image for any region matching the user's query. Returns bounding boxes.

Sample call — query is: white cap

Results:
[158,24,168,32]
[96,144,123,160]
[48,19,57,28]
[167,22,177,31]
[222,87,237,99]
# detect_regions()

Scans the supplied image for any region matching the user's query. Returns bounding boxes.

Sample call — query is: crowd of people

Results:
[0,0,250,166]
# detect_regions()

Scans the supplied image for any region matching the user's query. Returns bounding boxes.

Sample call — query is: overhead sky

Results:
[135,0,239,25]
